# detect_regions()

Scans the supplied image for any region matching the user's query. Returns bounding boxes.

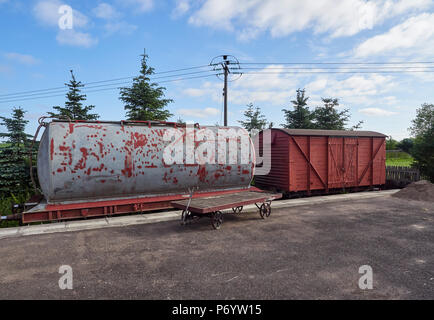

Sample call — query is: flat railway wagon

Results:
[254,129,387,196]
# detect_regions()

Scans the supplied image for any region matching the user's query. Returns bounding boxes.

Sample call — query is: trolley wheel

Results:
[181,209,192,225]
[211,211,223,230]
[232,206,243,214]
[259,203,271,219]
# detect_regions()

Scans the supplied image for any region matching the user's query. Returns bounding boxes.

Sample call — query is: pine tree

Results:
[313,98,350,130]
[120,51,173,121]
[0,107,33,195]
[48,70,99,120]
[282,89,314,129]
[238,103,268,132]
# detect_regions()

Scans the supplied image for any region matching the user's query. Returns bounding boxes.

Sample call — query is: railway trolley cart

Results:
[171,190,282,229]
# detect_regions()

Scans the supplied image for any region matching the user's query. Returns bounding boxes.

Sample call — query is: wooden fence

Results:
[386,166,421,185]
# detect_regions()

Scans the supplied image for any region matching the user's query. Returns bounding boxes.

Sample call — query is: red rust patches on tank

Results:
[197,165,207,182]
[214,169,225,180]
[97,141,104,154]
[121,154,133,178]
[226,165,232,171]
[90,152,100,161]
[92,163,105,172]
[75,124,104,130]
[132,132,148,149]
[69,123,74,134]
[155,129,164,137]
[59,145,72,165]
[56,168,63,173]
[145,165,157,168]
[74,148,88,170]
[242,170,250,174]
[173,177,178,184]
[100,180,106,183]
[184,163,198,167]
[50,138,54,160]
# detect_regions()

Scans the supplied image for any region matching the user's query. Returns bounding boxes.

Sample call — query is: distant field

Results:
[386,151,414,167]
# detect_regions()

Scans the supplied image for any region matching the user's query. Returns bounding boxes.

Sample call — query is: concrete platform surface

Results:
[0,190,398,239]
[0,191,432,299]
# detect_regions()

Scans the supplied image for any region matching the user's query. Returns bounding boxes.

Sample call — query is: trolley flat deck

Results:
[171,191,281,213]
[171,190,282,229]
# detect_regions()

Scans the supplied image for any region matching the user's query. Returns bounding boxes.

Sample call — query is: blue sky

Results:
[1,0,434,140]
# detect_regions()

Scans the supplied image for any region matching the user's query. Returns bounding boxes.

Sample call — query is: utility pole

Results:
[210,55,241,127]
[222,56,229,126]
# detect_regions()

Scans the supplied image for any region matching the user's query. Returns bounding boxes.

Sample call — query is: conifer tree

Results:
[48,70,99,120]
[0,107,32,195]
[238,103,268,132]
[282,89,314,129]
[120,51,173,121]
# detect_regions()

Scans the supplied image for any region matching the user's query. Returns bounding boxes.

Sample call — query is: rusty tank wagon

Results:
[14,119,258,223]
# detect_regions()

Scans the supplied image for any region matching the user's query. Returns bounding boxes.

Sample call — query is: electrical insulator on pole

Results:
[210,55,242,126]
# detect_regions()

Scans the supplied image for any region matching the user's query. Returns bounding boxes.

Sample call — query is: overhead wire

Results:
[0,64,213,98]
[237,66,434,70]
[0,73,220,104]
[2,60,434,104]
[0,70,216,101]
[239,61,434,65]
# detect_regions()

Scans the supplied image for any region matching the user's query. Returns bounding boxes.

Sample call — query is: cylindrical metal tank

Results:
[37,120,255,203]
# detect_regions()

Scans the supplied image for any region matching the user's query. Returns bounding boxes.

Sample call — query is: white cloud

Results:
[92,3,138,36]
[33,0,88,28]
[358,107,398,116]
[172,0,190,17]
[305,73,397,106]
[103,22,137,35]
[182,67,298,106]
[355,13,434,57]
[33,0,97,47]
[178,107,220,118]
[187,0,433,40]
[93,3,119,19]
[4,52,39,65]
[119,0,153,13]
[56,30,98,47]
[181,67,404,130]
[33,0,62,26]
